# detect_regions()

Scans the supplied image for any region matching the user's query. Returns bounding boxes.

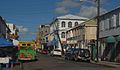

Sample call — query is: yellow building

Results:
[66,18,97,49]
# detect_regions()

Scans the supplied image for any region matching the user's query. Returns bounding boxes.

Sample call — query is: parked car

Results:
[36,48,42,53]
[72,48,91,62]
[64,48,75,60]
[50,49,62,56]
[41,49,49,54]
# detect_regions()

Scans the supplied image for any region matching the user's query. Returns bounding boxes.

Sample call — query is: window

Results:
[109,16,113,29]
[116,13,119,27]
[104,18,109,30]
[61,32,65,38]
[68,21,72,28]
[75,22,78,26]
[61,21,65,27]
[100,20,105,31]
[27,44,31,46]
[113,14,116,28]
[22,44,26,46]
[46,37,48,42]
[106,19,109,30]
[119,13,120,26]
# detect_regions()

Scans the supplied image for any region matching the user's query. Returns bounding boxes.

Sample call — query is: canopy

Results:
[106,36,116,43]
[0,37,13,48]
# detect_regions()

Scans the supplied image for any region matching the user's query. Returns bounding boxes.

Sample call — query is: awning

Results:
[106,36,116,43]
[0,37,13,48]
[116,35,120,41]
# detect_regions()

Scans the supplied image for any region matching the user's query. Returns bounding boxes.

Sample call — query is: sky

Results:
[0,0,120,41]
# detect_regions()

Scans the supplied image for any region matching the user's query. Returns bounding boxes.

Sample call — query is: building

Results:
[37,24,50,49]
[66,18,97,49]
[7,23,19,40]
[0,16,11,39]
[50,14,88,50]
[7,23,19,46]
[99,7,120,62]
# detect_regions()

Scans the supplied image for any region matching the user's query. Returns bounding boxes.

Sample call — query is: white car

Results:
[51,49,62,56]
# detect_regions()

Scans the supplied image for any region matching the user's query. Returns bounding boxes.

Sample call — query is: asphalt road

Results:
[4,53,119,70]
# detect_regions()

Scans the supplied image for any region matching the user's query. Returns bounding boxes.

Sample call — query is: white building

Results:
[7,24,18,36]
[50,14,88,50]
[7,23,19,46]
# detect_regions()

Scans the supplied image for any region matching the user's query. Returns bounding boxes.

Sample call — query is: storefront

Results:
[115,35,120,62]
[102,36,116,61]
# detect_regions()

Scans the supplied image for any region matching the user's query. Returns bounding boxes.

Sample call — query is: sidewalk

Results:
[90,61,120,68]
[54,56,120,68]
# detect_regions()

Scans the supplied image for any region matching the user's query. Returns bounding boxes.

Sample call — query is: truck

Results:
[18,41,36,61]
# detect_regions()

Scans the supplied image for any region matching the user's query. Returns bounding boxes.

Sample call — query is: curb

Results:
[54,56,120,68]
[90,61,120,68]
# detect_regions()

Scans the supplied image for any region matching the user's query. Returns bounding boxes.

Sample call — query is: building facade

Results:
[99,7,120,62]
[66,18,97,49]
[7,23,19,40]
[37,25,50,49]
[50,14,88,50]
[7,23,19,46]
[0,16,11,39]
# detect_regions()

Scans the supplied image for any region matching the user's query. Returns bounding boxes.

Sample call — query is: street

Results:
[4,53,119,70]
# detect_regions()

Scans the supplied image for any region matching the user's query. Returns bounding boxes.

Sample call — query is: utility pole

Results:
[54,20,64,55]
[56,29,64,55]
[79,0,100,62]
[96,0,100,62]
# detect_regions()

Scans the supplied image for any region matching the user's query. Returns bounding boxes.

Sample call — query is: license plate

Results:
[0,57,9,63]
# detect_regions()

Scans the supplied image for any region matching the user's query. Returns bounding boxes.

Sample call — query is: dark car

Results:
[64,48,75,60]
[71,48,90,62]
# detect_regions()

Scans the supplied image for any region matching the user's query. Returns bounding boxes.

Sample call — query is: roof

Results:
[100,7,120,18]
[57,14,88,20]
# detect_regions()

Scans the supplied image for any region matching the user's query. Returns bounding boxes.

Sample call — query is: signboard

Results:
[0,57,9,63]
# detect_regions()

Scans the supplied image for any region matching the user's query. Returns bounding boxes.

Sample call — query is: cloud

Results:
[16,25,28,32]
[55,7,68,14]
[57,0,81,8]
[55,0,107,16]
[77,6,107,18]
[55,0,82,14]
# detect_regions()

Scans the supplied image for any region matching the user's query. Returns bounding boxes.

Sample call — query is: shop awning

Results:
[116,35,120,41]
[0,37,13,48]
[106,36,116,43]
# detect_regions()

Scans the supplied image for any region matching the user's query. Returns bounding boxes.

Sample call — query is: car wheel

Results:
[74,55,78,61]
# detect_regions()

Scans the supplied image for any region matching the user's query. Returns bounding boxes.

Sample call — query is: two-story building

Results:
[50,14,88,50]
[66,18,97,49]
[99,7,120,62]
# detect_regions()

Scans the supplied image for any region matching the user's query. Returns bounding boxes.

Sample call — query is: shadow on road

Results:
[19,59,38,63]
[31,69,43,70]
